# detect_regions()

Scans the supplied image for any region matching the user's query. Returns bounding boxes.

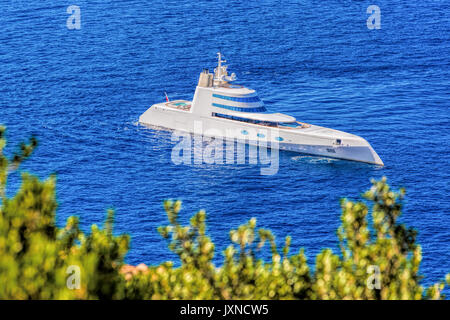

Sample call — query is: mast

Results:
[215,52,226,84]
[214,52,236,86]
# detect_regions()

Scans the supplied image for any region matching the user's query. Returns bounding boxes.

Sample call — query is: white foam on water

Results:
[291,155,340,164]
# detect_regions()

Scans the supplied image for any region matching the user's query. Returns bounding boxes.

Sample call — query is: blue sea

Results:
[1,1,449,295]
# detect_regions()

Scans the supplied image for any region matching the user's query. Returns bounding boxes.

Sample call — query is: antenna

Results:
[217,52,223,80]
[215,52,230,84]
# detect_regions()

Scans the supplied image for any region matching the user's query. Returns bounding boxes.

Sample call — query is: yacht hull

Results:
[139,105,384,166]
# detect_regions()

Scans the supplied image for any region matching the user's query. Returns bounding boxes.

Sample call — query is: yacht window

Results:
[213,94,261,103]
[212,103,267,113]
[278,122,301,128]
[212,113,277,127]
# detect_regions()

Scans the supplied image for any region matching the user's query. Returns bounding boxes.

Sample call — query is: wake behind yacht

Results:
[139,53,383,165]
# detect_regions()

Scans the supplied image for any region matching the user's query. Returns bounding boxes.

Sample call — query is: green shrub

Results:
[0,127,448,299]
[0,127,128,299]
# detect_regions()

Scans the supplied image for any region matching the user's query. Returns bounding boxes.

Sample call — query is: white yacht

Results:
[139,53,383,165]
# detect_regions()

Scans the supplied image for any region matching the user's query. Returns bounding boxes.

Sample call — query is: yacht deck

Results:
[164,100,192,111]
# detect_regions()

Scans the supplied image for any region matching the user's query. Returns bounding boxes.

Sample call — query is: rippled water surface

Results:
[1,1,449,293]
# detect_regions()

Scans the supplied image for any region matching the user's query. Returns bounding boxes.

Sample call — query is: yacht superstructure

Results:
[139,53,383,165]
